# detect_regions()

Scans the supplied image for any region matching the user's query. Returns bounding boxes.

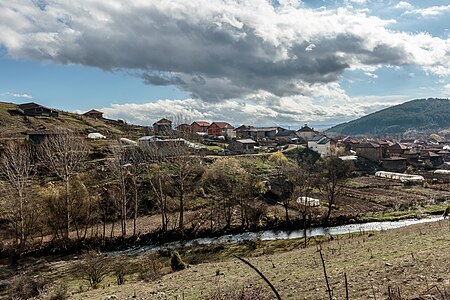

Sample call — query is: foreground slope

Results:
[326,98,450,136]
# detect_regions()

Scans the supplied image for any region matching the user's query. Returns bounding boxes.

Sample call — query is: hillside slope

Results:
[326,98,450,136]
[0,102,146,139]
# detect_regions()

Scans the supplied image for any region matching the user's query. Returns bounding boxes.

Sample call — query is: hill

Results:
[0,102,146,140]
[326,98,450,136]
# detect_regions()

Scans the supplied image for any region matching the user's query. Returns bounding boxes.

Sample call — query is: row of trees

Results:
[0,132,351,262]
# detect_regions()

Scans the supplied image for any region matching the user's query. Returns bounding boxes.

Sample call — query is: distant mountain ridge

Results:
[325,98,450,136]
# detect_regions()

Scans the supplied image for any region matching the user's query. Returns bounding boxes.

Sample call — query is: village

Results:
[17,102,450,176]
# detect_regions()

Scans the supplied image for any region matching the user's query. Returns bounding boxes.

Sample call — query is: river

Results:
[115,216,444,256]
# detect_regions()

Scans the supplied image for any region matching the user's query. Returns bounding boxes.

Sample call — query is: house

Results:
[175,123,192,133]
[153,118,172,135]
[387,143,408,157]
[83,109,103,119]
[17,102,59,117]
[207,122,235,138]
[25,130,60,144]
[296,124,319,141]
[235,126,285,141]
[274,130,297,143]
[228,139,258,154]
[191,121,210,133]
[381,157,407,173]
[307,135,333,157]
[139,136,187,157]
[354,142,382,162]
[234,125,254,139]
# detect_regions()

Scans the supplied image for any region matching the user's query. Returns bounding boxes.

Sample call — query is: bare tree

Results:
[0,141,39,262]
[268,152,293,222]
[146,163,170,234]
[38,131,88,242]
[143,136,202,235]
[288,165,319,247]
[321,157,352,225]
[107,145,143,237]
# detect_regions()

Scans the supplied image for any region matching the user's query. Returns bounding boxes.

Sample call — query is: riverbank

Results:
[17,218,450,299]
[2,217,449,299]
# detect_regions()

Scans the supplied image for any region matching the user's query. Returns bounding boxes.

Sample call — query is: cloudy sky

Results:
[0,0,449,128]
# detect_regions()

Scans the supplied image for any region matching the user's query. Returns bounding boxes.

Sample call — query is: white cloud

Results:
[404,5,450,17]
[99,89,407,127]
[394,1,413,9]
[444,83,450,94]
[1,92,33,99]
[0,0,449,101]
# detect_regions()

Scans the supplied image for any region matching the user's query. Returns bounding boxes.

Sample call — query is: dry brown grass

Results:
[26,218,444,299]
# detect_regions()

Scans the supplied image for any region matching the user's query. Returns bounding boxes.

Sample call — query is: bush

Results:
[139,253,163,282]
[7,274,48,300]
[49,283,68,300]
[113,260,128,285]
[79,251,110,289]
[170,250,187,272]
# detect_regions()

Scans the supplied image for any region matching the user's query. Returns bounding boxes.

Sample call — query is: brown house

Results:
[382,157,407,172]
[207,122,235,137]
[296,124,319,141]
[387,143,408,157]
[153,118,172,135]
[228,139,258,154]
[354,142,382,162]
[191,121,210,133]
[17,102,59,117]
[83,109,104,119]
[175,123,192,133]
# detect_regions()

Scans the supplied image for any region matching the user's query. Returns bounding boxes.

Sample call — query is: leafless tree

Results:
[268,152,293,222]
[320,157,352,225]
[143,135,203,235]
[288,165,319,247]
[38,131,88,242]
[0,141,39,261]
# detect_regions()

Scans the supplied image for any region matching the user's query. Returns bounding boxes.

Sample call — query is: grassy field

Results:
[4,218,449,299]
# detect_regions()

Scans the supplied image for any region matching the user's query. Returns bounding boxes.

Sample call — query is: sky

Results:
[0,0,449,129]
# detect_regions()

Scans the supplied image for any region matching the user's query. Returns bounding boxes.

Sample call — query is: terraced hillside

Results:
[0,102,146,139]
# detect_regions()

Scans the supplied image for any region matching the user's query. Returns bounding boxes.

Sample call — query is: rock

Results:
[104,296,118,300]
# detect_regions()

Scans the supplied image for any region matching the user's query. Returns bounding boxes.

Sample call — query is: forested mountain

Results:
[326,98,450,136]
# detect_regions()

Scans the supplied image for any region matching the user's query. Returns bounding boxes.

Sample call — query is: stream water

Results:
[115,216,444,256]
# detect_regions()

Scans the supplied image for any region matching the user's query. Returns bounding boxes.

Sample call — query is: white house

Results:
[307,136,333,157]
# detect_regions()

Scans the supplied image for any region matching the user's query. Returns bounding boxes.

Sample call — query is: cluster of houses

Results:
[338,137,450,172]
[13,103,450,172]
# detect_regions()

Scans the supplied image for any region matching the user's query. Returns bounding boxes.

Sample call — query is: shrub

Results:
[79,251,110,289]
[170,250,187,272]
[139,253,163,282]
[49,283,68,300]
[7,274,48,300]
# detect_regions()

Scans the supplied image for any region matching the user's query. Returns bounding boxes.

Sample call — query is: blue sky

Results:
[0,0,449,128]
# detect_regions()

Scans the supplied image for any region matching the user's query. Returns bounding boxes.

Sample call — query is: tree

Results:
[269,152,293,222]
[288,165,320,247]
[38,132,88,243]
[321,157,352,224]
[202,158,249,229]
[143,137,203,234]
[0,141,40,263]
[107,145,140,237]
